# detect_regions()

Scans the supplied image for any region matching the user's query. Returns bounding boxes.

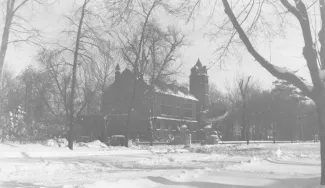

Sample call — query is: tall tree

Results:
[67,0,89,150]
[182,0,325,184]
[208,82,228,118]
[0,0,50,81]
[237,75,252,144]
[38,0,114,148]
[222,1,325,182]
[117,0,178,147]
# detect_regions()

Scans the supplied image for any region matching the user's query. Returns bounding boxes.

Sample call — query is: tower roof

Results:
[195,58,202,68]
[191,58,207,75]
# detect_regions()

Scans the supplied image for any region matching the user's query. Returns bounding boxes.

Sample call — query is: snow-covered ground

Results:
[0,141,322,188]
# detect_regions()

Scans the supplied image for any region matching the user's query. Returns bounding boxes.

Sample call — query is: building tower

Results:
[189,59,209,125]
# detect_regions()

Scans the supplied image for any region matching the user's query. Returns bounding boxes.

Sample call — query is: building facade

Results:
[151,82,198,132]
[101,59,209,138]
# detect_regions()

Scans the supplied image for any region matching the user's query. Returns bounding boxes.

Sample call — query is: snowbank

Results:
[0,141,150,159]
[76,140,108,149]
[44,139,59,147]
[43,138,68,147]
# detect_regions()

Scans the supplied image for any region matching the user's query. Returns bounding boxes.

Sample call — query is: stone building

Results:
[101,59,209,138]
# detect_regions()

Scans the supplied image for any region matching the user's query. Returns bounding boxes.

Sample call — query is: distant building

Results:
[101,59,210,138]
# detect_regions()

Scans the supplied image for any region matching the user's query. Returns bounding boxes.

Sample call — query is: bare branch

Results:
[222,0,313,99]
[318,0,325,69]
[13,0,29,14]
[280,0,322,95]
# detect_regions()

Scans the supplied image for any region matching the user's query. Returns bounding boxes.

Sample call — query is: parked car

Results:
[80,136,90,143]
[107,135,126,146]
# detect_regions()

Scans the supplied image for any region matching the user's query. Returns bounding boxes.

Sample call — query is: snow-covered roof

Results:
[204,111,229,124]
[156,116,197,123]
[154,85,198,101]
[112,68,198,101]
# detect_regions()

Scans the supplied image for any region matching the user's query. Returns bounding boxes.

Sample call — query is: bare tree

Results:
[37,49,72,125]
[37,48,89,147]
[0,0,53,81]
[220,0,325,183]
[52,0,113,149]
[83,39,115,114]
[145,23,186,84]
[117,0,171,147]
[208,82,228,120]
[180,0,325,184]
[209,82,224,106]
[237,75,252,144]
[66,0,90,150]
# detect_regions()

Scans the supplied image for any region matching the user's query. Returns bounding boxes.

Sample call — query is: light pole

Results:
[297,114,305,142]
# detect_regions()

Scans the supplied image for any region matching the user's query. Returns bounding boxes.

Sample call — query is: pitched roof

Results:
[107,68,198,101]
[191,58,207,75]
[195,58,202,68]
[153,80,197,101]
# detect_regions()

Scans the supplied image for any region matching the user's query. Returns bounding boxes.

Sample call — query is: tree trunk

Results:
[246,119,249,145]
[0,10,13,80]
[125,77,137,147]
[315,97,325,185]
[68,0,88,150]
[320,128,325,185]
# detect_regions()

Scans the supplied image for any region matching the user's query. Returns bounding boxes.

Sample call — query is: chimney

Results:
[115,64,120,83]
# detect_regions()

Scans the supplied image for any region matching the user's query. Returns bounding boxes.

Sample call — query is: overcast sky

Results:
[2,0,315,93]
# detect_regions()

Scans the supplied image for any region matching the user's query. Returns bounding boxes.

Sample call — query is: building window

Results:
[161,100,172,115]
[184,109,192,118]
[184,101,193,118]
[176,104,180,116]
[160,120,164,130]
[184,103,192,109]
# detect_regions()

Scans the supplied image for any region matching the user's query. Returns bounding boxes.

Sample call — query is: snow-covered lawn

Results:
[0,142,323,188]
[0,140,152,159]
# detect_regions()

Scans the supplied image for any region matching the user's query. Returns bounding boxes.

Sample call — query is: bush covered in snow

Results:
[1,106,66,143]
[1,106,27,143]
[77,140,108,149]
[57,138,68,147]
[44,139,59,147]
[43,138,68,147]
